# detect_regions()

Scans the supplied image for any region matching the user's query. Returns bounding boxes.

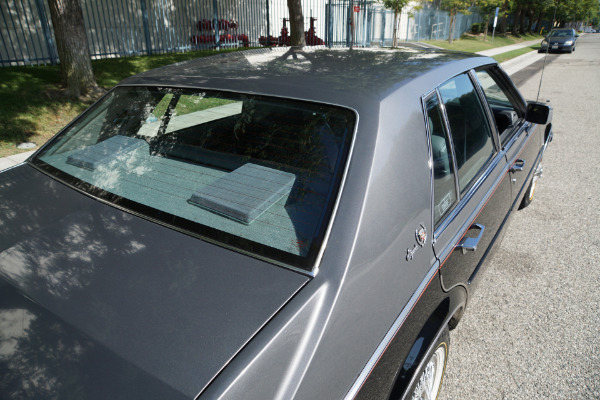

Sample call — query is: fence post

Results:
[417,11,421,41]
[212,0,219,50]
[380,10,386,46]
[327,0,333,47]
[34,0,56,64]
[366,5,372,46]
[140,0,152,55]
[346,1,351,47]
[266,0,270,46]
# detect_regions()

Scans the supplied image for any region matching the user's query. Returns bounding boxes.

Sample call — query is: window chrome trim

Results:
[468,69,501,151]
[311,108,360,277]
[436,87,462,202]
[421,90,437,242]
[422,89,461,235]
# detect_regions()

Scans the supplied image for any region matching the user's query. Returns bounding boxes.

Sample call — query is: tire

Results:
[405,327,450,400]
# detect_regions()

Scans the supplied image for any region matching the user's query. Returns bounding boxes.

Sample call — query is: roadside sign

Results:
[354,5,360,12]
[492,7,499,43]
[493,7,499,28]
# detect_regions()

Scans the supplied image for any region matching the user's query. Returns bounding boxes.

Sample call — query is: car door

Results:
[474,66,544,210]
[425,72,511,292]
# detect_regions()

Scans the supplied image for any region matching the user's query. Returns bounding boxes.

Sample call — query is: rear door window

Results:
[438,74,496,193]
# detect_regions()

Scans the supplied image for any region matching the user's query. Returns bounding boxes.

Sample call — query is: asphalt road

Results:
[439,34,600,399]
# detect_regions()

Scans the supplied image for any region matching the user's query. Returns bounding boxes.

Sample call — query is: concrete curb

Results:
[500,50,545,76]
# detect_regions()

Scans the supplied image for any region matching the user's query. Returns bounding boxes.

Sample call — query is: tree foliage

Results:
[440,0,472,43]
[474,0,504,39]
[440,0,599,40]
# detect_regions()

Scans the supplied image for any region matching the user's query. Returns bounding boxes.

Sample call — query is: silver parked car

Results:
[0,47,552,399]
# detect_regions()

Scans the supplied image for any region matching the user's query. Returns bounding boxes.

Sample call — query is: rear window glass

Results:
[33,86,356,271]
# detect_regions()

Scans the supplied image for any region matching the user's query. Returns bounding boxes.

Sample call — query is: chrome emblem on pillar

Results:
[416,224,427,247]
[407,224,427,261]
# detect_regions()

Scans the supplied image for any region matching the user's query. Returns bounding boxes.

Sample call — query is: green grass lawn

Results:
[424,33,543,53]
[492,45,540,63]
[0,48,247,158]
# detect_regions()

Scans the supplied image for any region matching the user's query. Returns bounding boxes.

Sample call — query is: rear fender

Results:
[353,276,466,400]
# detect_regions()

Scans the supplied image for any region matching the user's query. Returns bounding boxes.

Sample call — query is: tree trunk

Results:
[519,7,527,34]
[392,11,398,48]
[287,0,306,46]
[512,4,521,35]
[526,9,534,33]
[48,0,97,99]
[535,11,544,34]
[448,11,455,44]
[499,0,509,34]
[483,15,490,41]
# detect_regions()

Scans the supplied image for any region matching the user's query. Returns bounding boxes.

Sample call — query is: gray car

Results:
[0,47,552,399]
[539,28,579,53]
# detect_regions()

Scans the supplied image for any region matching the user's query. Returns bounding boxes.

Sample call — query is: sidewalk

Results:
[0,150,35,171]
[0,39,546,171]
[477,38,544,77]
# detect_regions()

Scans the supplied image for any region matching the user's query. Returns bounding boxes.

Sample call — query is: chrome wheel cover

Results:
[411,345,446,400]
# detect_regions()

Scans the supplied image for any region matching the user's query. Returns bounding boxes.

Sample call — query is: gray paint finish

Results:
[0,164,308,397]
[0,47,519,399]
[0,283,190,399]
[120,47,494,111]
[199,52,444,399]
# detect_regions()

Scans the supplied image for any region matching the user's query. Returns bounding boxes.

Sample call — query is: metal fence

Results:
[327,2,483,47]
[0,0,481,67]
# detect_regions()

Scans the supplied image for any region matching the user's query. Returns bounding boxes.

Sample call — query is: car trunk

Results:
[0,164,309,398]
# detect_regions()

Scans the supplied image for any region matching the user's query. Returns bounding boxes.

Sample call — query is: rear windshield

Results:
[33,86,355,271]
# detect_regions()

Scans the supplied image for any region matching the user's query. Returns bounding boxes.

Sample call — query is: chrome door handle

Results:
[456,224,485,254]
[510,159,525,173]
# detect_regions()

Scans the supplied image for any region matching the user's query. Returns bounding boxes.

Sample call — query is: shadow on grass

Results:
[0,48,248,157]
[93,48,248,88]
[0,66,91,156]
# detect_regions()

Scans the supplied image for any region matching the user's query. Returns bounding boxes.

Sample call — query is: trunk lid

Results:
[0,164,308,398]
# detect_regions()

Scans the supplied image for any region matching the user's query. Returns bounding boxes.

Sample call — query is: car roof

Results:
[120,46,495,110]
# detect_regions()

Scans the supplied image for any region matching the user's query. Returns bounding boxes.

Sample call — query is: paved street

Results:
[440,33,600,399]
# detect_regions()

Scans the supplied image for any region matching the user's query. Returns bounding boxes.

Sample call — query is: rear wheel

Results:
[406,328,450,400]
